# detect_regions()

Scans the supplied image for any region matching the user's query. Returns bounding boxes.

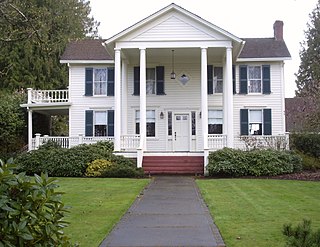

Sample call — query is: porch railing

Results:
[27,88,69,103]
[208,134,227,150]
[120,135,140,150]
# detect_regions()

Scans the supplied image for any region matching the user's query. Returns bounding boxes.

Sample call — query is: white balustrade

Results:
[208,134,227,150]
[28,89,69,103]
[238,134,289,150]
[120,135,140,150]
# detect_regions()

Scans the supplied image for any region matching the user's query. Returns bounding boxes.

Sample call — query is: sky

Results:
[89,0,318,98]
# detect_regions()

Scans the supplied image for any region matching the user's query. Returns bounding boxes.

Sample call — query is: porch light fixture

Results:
[160,111,164,119]
[170,49,176,79]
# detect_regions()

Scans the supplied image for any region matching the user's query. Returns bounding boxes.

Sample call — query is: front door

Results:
[174,114,189,151]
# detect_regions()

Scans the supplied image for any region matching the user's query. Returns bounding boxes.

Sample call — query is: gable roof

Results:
[105,3,243,44]
[60,39,113,62]
[238,38,291,60]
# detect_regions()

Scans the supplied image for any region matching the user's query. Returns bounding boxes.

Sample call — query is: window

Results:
[168,111,172,136]
[208,65,224,94]
[191,111,196,135]
[240,109,272,136]
[85,110,114,137]
[94,111,107,136]
[136,110,156,137]
[94,69,107,95]
[146,68,156,95]
[85,68,114,96]
[249,110,262,135]
[248,66,262,93]
[208,110,223,134]
[133,66,165,95]
[213,67,223,93]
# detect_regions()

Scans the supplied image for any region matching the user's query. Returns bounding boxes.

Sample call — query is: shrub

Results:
[207,148,302,177]
[0,159,73,246]
[15,141,116,177]
[85,159,113,177]
[101,165,144,178]
[283,219,320,247]
[290,133,320,158]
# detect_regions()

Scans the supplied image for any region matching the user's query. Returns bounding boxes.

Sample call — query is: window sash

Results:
[249,110,263,135]
[94,111,107,136]
[136,110,156,137]
[213,67,223,93]
[248,66,262,93]
[93,68,107,95]
[146,68,156,95]
[208,110,223,134]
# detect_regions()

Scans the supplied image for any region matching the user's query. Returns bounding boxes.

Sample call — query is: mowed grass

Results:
[196,179,320,247]
[56,177,150,247]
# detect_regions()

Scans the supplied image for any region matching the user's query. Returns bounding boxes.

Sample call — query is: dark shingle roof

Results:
[60,39,113,61]
[239,38,291,59]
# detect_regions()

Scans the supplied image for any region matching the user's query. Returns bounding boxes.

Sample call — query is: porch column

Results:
[225,47,234,147]
[139,48,147,150]
[114,48,121,151]
[28,109,33,151]
[121,61,128,135]
[201,47,208,152]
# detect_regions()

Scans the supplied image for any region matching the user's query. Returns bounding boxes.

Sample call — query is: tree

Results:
[0,0,99,90]
[296,0,320,97]
[0,90,25,158]
[294,0,320,131]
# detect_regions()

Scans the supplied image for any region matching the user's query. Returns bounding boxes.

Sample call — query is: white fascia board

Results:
[21,102,71,109]
[236,57,291,62]
[60,60,114,64]
[115,40,233,49]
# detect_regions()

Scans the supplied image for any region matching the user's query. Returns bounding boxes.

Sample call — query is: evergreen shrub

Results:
[207,148,302,177]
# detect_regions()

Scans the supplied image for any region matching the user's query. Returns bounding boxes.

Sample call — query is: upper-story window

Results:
[146,68,156,95]
[239,65,271,95]
[208,65,224,94]
[133,66,165,96]
[94,69,107,95]
[85,67,114,96]
[248,66,262,93]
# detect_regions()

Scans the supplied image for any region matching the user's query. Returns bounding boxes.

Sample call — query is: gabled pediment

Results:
[106,3,242,44]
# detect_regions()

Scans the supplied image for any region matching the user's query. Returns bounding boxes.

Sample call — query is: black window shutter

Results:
[239,65,248,94]
[107,110,114,137]
[85,68,93,96]
[85,110,93,136]
[232,65,236,94]
[207,65,213,94]
[240,109,249,135]
[263,109,272,135]
[107,67,114,96]
[156,66,165,95]
[262,65,271,94]
[133,66,140,95]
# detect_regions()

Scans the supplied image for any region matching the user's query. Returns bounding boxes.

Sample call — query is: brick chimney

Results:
[273,20,284,41]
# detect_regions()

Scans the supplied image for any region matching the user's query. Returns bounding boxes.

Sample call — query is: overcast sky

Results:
[90,0,318,98]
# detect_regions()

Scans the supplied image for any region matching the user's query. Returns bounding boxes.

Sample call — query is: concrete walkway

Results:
[99,176,225,247]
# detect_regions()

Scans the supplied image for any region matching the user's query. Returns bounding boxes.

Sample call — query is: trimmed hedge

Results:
[15,142,138,177]
[207,148,302,177]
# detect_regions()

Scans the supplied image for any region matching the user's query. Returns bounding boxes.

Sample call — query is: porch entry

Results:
[173,114,190,151]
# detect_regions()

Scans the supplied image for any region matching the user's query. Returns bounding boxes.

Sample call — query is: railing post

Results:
[35,133,41,150]
[27,88,32,104]
[285,132,290,150]
[78,134,83,145]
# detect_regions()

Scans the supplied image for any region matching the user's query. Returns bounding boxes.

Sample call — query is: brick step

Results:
[142,156,204,175]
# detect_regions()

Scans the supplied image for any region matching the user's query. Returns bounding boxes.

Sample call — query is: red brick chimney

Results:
[274,20,284,41]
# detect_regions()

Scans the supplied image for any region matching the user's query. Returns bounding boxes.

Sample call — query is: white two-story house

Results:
[22,3,291,174]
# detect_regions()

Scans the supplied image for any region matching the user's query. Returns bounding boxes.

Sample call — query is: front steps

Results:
[142,156,204,175]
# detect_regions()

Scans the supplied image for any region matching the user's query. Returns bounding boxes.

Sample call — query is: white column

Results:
[121,61,128,135]
[201,48,208,151]
[139,48,147,150]
[223,58,228,135]
[28,109,33,151]
[114,48,121,151]
[225,47,234,147]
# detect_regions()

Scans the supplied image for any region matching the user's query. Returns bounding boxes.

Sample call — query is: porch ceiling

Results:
[122,47,227,64]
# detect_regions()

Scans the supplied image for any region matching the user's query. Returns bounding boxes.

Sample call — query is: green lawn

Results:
[196,179,320,247]
[56,177,150,247]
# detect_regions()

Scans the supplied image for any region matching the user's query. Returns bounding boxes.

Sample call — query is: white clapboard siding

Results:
[69,66,114,137]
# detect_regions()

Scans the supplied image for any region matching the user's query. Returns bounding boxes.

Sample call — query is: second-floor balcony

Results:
[27,88,69,104]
